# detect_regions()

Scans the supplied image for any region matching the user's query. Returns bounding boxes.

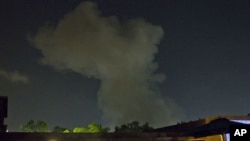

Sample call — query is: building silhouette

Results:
[154,115,250,141]
[0,96,7,132]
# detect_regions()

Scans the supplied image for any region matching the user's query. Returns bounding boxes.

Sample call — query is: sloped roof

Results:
[154,116,250,138]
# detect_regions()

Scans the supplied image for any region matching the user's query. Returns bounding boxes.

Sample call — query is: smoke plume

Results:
[0,69,29,83]
[30,2,180,127]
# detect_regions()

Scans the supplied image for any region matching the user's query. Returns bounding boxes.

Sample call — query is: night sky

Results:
[1,0,250,131]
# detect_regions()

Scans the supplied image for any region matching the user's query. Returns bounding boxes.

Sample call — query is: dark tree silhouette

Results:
[52,126,69,133]
[115,121,154,133]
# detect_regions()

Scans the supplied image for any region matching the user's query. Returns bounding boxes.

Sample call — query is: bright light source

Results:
[48,139,57,141]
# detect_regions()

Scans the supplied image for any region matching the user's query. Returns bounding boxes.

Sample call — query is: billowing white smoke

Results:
[30,2,180,127]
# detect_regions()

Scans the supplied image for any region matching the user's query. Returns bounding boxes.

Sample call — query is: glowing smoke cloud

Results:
[30,2,180,127]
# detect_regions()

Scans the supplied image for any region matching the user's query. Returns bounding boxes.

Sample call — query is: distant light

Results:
[48,139,57,141]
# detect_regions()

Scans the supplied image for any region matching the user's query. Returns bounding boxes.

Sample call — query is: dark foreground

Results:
[0,132,193,141]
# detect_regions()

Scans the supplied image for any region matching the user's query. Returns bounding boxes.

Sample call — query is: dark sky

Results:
[1,0,250,131]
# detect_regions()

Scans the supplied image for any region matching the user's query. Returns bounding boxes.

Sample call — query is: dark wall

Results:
[0,96,8,117]
[0,96,8,132]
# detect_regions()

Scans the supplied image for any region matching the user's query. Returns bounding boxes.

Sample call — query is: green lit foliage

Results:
[88,123,100,133]
[73,127,88,133]
[63,129,71,133]
[70,122,110,133]
[88,122,110,133]
[115,121,154,133]
[20,120,49,132]
[20,120,109,133]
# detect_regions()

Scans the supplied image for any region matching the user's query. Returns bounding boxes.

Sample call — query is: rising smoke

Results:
[0,69,29,83]
[30,1,180,127]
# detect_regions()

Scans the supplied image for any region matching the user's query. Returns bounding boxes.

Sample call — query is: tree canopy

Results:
[71,122,110,133]
[115,121,154,133]
[20,120,49,132]
[20,120,154,133]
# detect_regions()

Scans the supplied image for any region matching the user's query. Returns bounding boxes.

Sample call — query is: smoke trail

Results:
[30,1,180,127]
